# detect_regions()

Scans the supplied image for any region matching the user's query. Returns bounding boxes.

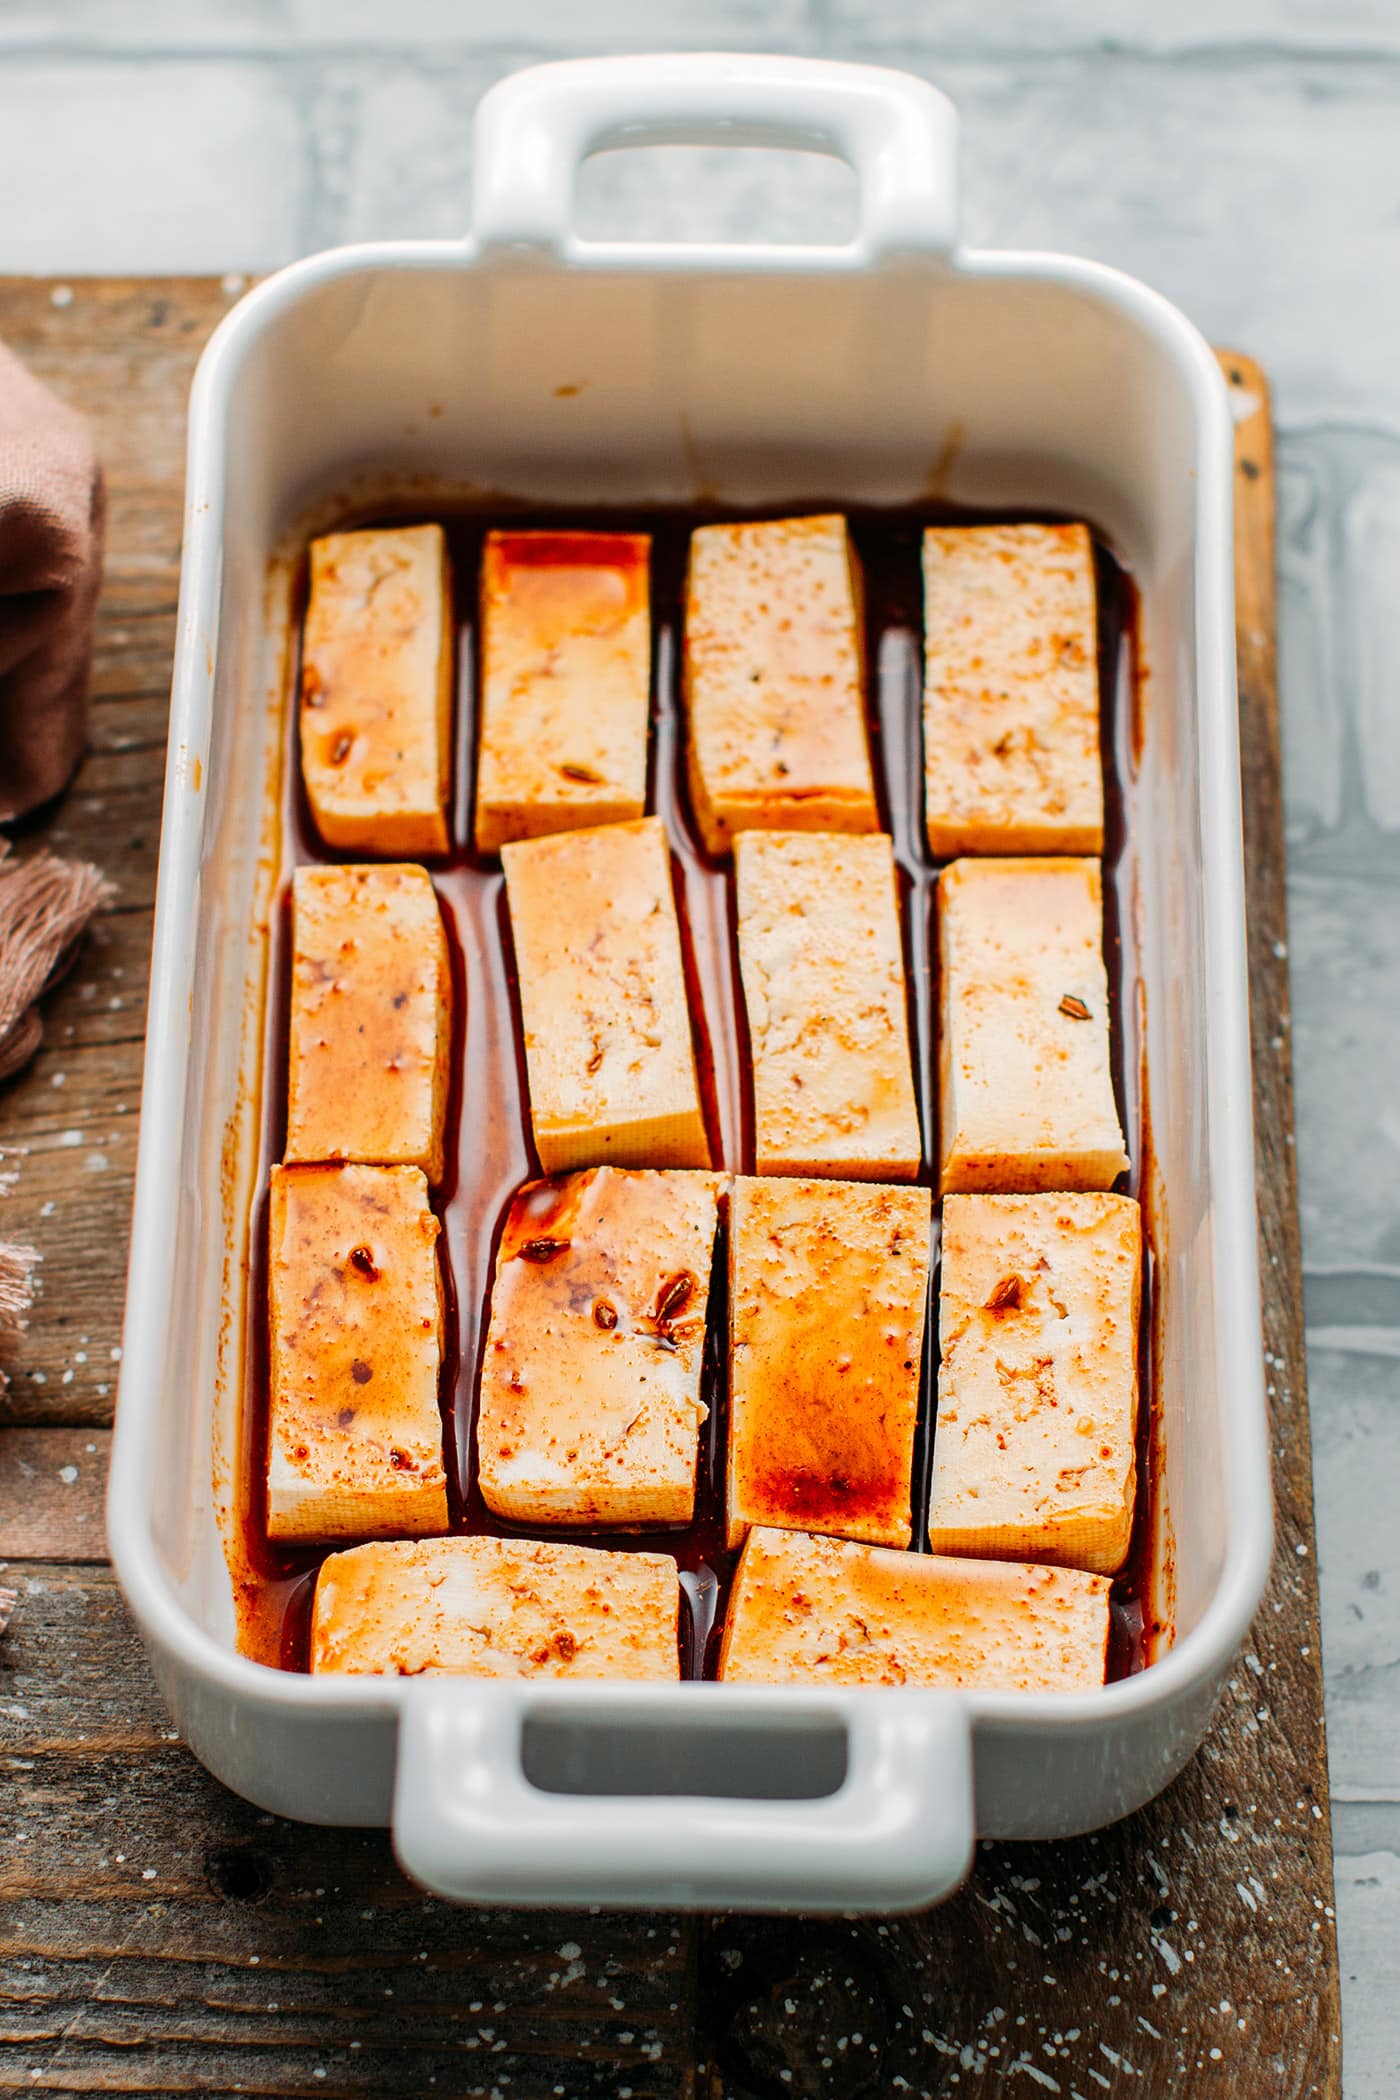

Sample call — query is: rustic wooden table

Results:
[0,281,1340,2099]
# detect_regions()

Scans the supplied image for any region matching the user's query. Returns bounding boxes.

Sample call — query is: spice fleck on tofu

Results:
[300,523,453,856]
[477,1167,725,1527]
[929,1193,1142,1576]
[285,864,451,1183]
[937,856,1128,1193]
[735,830,921,1180]
[502,816,710,1173]
[726,1175,931,1551]
[923,522,1103,858]
[718,1525,1110,1692]
[311,1534,680,1680]
[683,515,878,856]
[475,530,651,853]
[267,1162,446,1542]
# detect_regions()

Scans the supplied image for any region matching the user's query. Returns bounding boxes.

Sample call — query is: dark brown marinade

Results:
[235,505,1155,1683]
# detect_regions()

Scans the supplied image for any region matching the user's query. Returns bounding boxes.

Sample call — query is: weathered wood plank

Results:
[0,278,229,1425]
[19,908,153,1056]
[0,1428,110,1559]
[0,1566,695,2100]
[1,1040,140,1428]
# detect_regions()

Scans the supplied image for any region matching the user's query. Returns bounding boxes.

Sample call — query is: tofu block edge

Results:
[725,1175,932,1553]
[928,1191,1143,1576]
[717,1525,1112,1693]
[475,530,652,853]
[937,855,1129,1194]
[266,1161,448,1544]
[683,515,879,857]
[310,1534,682,1680]
[476,1166,725,1528]
[923,521,1105,858]
[285,863,452,1183]
[300,522,453,858]
[502,816,710,1174]
[734,829,922,1180]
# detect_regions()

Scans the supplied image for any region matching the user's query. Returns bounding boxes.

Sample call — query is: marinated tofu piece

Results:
[502,817,710,1173]
[475,530,651,853]
[726,1176,931,1551]
[928,1194,1142,1576]
[300,523,453,856]
[267,1163,446,1542]
[717,1525,1111,1693]
[683,515,879,856]
[735,830,921,1180]
[477,1168,724,1527]
[937,857,1128,1193]
[311,1534,680,1680]
[285,864,451,1184]
[923,523,1103,858]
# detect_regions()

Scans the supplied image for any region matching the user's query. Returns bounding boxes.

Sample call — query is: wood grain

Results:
[0,288,1338,2098]
[0,1427,109,1559]
[0,278,221,1430]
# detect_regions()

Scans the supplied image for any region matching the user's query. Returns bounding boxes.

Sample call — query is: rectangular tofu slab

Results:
[311,1534,680,1679]
[735,830,921,1180]
[285,864,451,1183]
[683,515,879,856]
[267,1162,447,1542]
[937,857,1129,1193]
[475,530,651,853]
[502,817,710,1173]
[717,1525,1111,1692]
[923,522,1104,858]
[477,1167,724,1527]
[300,523,453,856]
[726,1176,931,1551]
[928,1193,1142,1575]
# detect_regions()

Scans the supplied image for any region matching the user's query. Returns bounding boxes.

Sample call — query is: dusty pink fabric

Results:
[0,840,112,1341]
[0,338,105,821]
[0,345,111,1354]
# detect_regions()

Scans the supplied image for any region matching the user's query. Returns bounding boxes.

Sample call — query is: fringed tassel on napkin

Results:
[0,839,112,1348]
[0,338,105,822]
[0,1232,39,1332]
[0,840,112,1079]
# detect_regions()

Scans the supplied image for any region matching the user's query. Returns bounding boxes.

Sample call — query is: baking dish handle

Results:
[472,54,958,267]
[391,1685,975,1912]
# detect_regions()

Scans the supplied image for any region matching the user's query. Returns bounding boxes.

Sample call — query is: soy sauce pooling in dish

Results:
[231,505,1161,1681]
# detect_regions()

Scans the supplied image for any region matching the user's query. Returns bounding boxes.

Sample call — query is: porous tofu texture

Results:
[502,817,710,1174]
[311,1534,680,1680]
[928,1194,1142,1576]
[300,523,453,857]
[285,864,451,1184]
[475,531,651,853]
[726,1176,931,1551]
[923,522,1104,858]
[717,1526,1111,1692]
[937,857,1129,1193]
[735,830,921,1180]
[267,1163,447,1543]
[683,515,879,857]
[477,1168,724,1527]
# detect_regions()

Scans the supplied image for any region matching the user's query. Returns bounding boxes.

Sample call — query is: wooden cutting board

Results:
[0,282,1339,2099]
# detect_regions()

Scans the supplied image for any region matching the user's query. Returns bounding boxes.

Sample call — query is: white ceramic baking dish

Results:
[107,53,1273,1913]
